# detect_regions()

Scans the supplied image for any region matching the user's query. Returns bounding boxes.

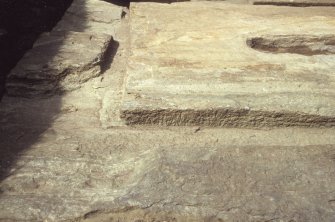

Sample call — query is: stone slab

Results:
[179,0,335,6]
[1,97,335,221]
[6,31,112,96]
[121,2,335,127]
[252,0,335,6]
[5,0,123,97]
[54,0,123,36]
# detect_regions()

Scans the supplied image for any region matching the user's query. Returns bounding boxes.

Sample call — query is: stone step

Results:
[6,31,113,97]
[6,0,123,97]
[120,2,335,127]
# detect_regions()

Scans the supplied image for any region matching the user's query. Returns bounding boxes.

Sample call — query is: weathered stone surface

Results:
[6,31,112,97]
[1,101,335,221]
[252,0,335,6]
[1,3,335,221]
[54,0,123,36]
[121,2,335,127]
[0,0,73,99]
[5,0,123,97]
[191,0,335,5]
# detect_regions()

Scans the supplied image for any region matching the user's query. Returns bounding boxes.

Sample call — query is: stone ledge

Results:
[5,0,123,97]
[121,2,335,127]
[6,31,113,97]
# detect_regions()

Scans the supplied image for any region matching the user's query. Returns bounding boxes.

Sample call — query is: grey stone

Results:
[54,0,124,36]
[5,0,123,97]
[252,0,335,6]
[120,2,335,127]
[1,2,335,221]
[1,114,335,221]
[6,31,112,97]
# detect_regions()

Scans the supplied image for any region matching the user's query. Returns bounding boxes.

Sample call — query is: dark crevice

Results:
[121,108,335,128]
[247,35,335,56]
[0,0,74,100]
[101,40,120,74]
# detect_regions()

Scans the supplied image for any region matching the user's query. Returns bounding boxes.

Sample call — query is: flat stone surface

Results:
[252,0,335,6]
[1,96,335,221]
[55,0,123,36]
[121,2,335,127]
[194,0,335,5]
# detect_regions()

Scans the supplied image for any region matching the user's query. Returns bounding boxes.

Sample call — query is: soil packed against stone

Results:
[121,2,335,127]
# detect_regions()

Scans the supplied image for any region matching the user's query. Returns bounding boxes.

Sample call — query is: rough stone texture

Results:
[6,31,112,97]
[1,95,335,221]
[151,0,335,5]
[252,0,335,7]
[54,0,123,36]
[121,2,335,127]
[1,1,335,222]
[0,0,73,99]
[5,0,123,97]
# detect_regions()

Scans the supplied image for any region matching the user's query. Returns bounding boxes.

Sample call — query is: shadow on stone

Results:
[101,40,120,74]
[0,0,73,100]
[247,35,335,56]
[0,0,89,182]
